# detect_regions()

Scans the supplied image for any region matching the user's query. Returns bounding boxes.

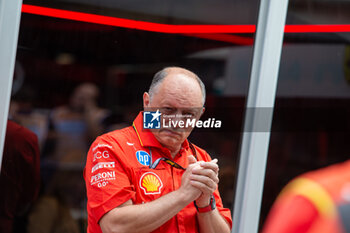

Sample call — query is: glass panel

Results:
[260,1,350,232]
[2,0,259,232]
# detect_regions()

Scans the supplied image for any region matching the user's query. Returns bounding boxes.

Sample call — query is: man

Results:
[262,160,350,233]
[84,67,232,233]
[50,82,109,163]
[0,120,40,233]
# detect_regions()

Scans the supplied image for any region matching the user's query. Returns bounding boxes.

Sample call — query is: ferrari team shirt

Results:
[84,112,232,233]
[262,160,350,233]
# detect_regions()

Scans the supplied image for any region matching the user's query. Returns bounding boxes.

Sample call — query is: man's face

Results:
[143,73,204,152]
[70,84,98,112]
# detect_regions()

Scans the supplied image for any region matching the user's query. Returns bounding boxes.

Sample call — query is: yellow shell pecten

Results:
[142,174,160,191]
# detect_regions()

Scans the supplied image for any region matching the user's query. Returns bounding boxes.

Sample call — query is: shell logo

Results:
[139,172,163,195]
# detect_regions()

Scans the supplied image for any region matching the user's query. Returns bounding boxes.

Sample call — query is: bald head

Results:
[148,67,206,106]
[143,67,205,154]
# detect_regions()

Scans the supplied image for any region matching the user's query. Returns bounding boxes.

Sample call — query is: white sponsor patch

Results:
[126,141,137,150]
[92,143,112,152]
[90,171,116,186]
[92,162,115,173]
[93,150,110,162]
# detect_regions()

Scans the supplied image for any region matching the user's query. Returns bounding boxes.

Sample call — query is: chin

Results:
[157,135,182,149]
[160,137,180,147]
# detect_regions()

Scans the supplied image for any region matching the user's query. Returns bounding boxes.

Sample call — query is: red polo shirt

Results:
[84,112,232,233]
[262,160,350,233]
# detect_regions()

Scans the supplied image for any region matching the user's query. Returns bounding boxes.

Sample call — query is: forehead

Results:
[153,73,203,107]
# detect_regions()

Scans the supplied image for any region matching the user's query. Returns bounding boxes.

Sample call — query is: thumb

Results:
[187,155,197,165]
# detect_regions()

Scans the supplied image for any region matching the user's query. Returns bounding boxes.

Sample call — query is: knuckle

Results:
[208,179,215,187]
[209,170,216,178]
[205,179,212,186]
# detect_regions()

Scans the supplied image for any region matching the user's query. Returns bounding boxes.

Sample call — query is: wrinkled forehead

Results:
[153,73,203,107]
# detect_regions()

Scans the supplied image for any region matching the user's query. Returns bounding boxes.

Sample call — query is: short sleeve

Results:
[261,195,319,233]
[213,182,233,229]
[84,136,136,223]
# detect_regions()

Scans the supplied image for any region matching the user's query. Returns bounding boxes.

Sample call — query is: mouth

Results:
[160,129,181,137]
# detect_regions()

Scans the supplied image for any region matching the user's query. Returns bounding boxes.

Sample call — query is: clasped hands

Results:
[180,155,219,208]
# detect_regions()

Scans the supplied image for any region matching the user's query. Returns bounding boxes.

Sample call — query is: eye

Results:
[161,107,175,114]
[183,111,195,118]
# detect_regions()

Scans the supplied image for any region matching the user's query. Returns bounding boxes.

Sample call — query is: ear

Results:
[200,107,205,117]
[143,92,150,109]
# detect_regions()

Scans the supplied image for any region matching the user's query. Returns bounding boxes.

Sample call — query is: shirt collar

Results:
[132,111,190,150]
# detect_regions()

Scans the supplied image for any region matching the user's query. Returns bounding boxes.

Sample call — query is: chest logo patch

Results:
[140,172,163,195]
[136,150,151,166]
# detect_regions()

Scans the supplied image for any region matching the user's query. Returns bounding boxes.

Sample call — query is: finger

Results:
[192,168,219,183]
[193,171,219,184]
[187,155,197,165]
[211,158,218,164]
[199,161,219,173]
[197,158,217,166]
[190,174,218,189]
[187,162,201,171]
[190,180,216,195]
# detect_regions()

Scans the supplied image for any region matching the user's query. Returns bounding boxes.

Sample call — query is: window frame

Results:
[0,0,23,170]
[231,0,289,232]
